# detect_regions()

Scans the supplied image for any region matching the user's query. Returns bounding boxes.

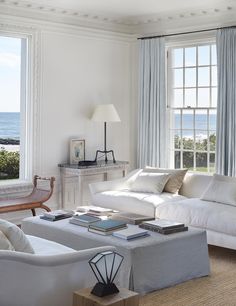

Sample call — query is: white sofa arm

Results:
[89,169,141,195]
[0,245,116,266]
[0,245,116,306]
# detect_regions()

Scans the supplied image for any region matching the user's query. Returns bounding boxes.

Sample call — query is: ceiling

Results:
[0,0,236,35]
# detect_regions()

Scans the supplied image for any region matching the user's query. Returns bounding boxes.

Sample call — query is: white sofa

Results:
[90,169,236,250]
[0,234,115,306]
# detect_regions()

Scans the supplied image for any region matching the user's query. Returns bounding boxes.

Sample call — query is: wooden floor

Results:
[140,246,236,306]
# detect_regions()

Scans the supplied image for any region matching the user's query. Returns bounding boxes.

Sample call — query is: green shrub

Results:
[0,149,20,179]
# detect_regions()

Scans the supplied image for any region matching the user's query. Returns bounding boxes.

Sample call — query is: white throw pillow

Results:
[0,230,15,251]
[130,173,171,194]
[201,174,236,206]
[144,167,188,193]
[0,219,34,254]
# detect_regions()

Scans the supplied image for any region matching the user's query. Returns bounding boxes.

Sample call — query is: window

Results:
[0,34,29,181]
[168,42,217,172]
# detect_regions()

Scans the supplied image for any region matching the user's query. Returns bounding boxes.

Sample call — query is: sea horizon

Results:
[0,112,20,140]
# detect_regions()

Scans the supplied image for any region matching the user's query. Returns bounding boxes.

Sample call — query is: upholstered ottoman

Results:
[22,216,210,294]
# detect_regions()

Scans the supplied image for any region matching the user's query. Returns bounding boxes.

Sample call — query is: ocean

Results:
[0,112,216,141]
[0,112,20,139]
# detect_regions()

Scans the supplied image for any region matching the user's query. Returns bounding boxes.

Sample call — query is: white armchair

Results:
[0,235,115,306]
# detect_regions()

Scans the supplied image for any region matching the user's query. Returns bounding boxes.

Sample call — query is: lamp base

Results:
[91,282,119,297]
[95,150,116,163]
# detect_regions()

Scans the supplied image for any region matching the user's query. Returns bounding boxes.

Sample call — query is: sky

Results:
[0,36,21,112]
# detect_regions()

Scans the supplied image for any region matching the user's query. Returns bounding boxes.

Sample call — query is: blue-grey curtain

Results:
[138,38,167,168]
[216,28,236,176]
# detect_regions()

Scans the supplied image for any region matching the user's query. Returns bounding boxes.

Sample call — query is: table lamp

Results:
[91,104,121,163]
[89,251,124,297]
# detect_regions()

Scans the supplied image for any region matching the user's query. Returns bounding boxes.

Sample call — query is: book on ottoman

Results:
[88,220,127,235]
[113,227,149,240]
[139,219,188,235]
[40,210,73,221]
[110,212,154,225]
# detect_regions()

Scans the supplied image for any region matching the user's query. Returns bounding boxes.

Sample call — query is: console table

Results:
[58,161,129,208]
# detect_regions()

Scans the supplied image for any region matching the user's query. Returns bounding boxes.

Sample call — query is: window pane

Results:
[174,69,183,87]
[198,45,210,66]
[173,48,183,67]
[209,110,216,130]
[198,88,210,107]
[182,110,193,129]
[175,151,181,168]
[173,110,181,129]
[211,45,217,65]
[185,47,196,67]
[182,131,194,150]
[195,130,208,151]
[210,153,215,172]
[173,89,183,107]
[196,152,207,172]
[198,67,210,86]
[0,36,21,180]
[211,66,217,86]
[185,68,196,87]
[185,88,196,107]
[212,88,217,107]
[174,130,181,149]
[209,132,216,151]
[195,110,207,130]
[183,151,194,169]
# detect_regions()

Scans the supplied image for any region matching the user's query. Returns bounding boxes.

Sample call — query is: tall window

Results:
[0,35,28,181]
[168,42,217,172]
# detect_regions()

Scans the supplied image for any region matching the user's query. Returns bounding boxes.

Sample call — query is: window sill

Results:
[0,179,33,196]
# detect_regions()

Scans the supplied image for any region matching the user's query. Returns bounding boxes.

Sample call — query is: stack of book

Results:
[139,219,188,235]
[40,210,73,222]
[110,212,154,225]
[76,206,117,216]
[69,213,101,227]
[88,219,127,235]
[112,227,149,240]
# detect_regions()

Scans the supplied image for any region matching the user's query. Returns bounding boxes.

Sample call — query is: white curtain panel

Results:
[138,38,167,168]
[216,28,236,176]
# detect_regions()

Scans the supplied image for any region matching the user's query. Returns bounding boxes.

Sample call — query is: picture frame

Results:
[70,139,85,164]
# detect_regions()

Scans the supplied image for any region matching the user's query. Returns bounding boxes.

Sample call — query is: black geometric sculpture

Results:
[89,251,124,297]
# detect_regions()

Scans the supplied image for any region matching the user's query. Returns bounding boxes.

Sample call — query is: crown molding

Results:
[130,5,236,36]
[0,0,236,36]
[0,0,132,34]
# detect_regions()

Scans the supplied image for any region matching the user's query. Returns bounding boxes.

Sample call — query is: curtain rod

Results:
[137,25,236,40]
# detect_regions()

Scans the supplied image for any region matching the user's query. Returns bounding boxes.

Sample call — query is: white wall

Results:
[38,29,134,208]
[39,31,131,175]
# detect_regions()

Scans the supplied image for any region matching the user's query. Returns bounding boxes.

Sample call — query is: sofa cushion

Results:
[144,167,188,193]
[155,198,236,236]
[130,173,171,194]
[0,230,15,250]
[27,235,76,255]
[179,173,213,198]
[92,190,186,217]
[0,219,34,253]
[201,174,236,206]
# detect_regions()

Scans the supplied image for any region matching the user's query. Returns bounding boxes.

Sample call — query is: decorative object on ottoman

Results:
[89,251,124,297]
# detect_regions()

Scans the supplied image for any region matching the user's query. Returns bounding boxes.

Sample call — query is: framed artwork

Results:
[70,139,85,164]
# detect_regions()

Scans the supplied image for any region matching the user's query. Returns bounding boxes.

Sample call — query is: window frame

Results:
[166,36,217,173]
[0,27,38,185]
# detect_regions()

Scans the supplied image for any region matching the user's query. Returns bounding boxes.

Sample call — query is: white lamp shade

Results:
[91,104,121,122]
